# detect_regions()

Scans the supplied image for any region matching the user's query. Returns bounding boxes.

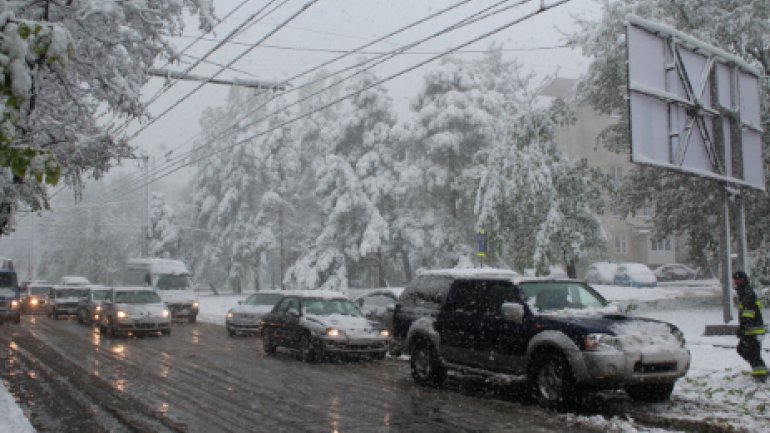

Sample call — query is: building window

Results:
[651,237,672,251]
[614,234,628,254]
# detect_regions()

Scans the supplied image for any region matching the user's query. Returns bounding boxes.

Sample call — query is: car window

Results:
[361,294,395,308]
[0,272,17,288]
[249,293,284,306]
[92,290,110,301]
[273,297,299,314]
[29,286,51,295]
[520,282,607,312]
[302,299,363,317]
[56,288,86,298]
[114,291,162,304]
[156,274,191,290]
[444,280,517,315]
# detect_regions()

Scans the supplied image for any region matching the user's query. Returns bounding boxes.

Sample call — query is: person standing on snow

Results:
[733,271,768,383]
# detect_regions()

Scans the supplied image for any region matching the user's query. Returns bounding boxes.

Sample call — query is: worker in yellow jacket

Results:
[733,271,767,383]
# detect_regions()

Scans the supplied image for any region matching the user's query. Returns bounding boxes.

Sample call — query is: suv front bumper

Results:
[572,347,690,386]
[168,303,198,318]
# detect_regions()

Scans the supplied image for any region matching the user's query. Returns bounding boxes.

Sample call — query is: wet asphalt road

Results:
[0,314,602,433]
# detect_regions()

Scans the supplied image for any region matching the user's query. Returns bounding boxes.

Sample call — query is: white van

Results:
[125,258,199,322]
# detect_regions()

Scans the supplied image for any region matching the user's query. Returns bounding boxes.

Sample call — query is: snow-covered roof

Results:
[274,290,350,300]
[417,267,520,279]
[126,258,190,275]
[112,286,157,292]
[60,276,91,285]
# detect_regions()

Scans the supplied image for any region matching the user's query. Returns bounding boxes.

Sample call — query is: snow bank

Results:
[0,383,35,433]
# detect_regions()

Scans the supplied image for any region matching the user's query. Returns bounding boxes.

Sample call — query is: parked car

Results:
[391,268,690,409]
[613,263,657,287]
[0,267,20,324]
[20,280,52,314]
[76,285,111,325]
[583,262,618,285]
[653,263,700,281]
[260,291,390,362]
[98,287,171,337]
[353,288,404,331]
[225,290,288,336]
[60,275,91,286]
[47,286,88,319]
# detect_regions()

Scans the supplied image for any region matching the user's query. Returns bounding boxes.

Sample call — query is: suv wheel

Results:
[531,352,576,409]
[624,383,674,403]
[410,340,446,386]
[263,330,276,355]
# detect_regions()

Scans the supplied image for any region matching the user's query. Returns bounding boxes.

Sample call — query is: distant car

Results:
[60,275,91,286]
[613,263,657,288]
[353,288,404,331]
[584,262,618,285]
[98,287,171,337]
[47,286,89,319]
[20,280,53,314]
[653,264,700,281]
[225,290,288,336]
[0,269,20,324]
[260,291,390,362]
[77,285,111,325]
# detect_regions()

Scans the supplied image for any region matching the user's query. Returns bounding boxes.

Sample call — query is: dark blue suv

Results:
[0,267,21,324]
[391,268,690,408]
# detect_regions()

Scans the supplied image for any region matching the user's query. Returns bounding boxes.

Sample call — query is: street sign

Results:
[476,230,487,257]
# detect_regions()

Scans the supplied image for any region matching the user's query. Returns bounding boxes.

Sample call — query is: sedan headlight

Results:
[30,298,38,306]
[162,309,170,318]
[10,300,18,309]
[326,328,342,337]
[116,311,128,319]
[226,311,233,319]
[584,333,622,352]
[379,329,391,337]
[95,305,101,312]
[192,302,199,309]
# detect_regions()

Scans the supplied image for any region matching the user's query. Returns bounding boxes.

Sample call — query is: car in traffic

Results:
[653,263,700,281]
[98,287,171,337]
[0,266,20,324]
[613,262,657,287]
[391,268,690,408]
[225,290,289,336]
[124,258,199,322]
[20,280,53,314]
[76,285,111,325]
[583,262,617,285]
[352,288,403,331]
[260,291,390,362]
[47,286,88,319]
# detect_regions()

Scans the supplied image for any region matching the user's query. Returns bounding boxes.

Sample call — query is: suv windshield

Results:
[0,273,17,288]
[29,286,51,295]
[0,288,16,297]
[115,291,162,304]
[92,290,110,301]
[156,274,191,290]
[520,282,607,312]
[247,293,284,306]
[56,289,86,298]
[302,299,364,317]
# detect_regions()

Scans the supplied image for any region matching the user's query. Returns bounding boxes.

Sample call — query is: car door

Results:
[484,283,532,374]
[437,280,483,366]
[270,297,301,346]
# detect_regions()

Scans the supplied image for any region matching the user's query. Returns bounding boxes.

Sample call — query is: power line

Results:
[107,0,481,193]
[108,0,575,204]
[104,0,532,199]
[177,36,572,55]
[125,0,317,142]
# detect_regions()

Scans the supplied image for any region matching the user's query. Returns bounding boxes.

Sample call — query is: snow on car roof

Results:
[60,276,91,285]
[617,262,653,273]
[274,290,349,300]
[126,258,190,275]
[112,286,158,292]
[417,267,520,279]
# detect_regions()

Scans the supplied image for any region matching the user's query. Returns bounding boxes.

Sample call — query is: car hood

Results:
[303,314,381,334]
[229,305,274,316]
[116,303,167,317]
[541,314,681,350]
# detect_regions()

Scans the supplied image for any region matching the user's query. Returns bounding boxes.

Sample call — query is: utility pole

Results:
[141,155,150,257]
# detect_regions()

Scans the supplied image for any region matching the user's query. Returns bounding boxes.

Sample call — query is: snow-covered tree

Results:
[149,192,180,259]
[571,0,770,275]
[286,71,397,291]
[0,1,214,232]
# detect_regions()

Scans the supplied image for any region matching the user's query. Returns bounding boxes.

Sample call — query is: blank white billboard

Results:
[626,15,765,190]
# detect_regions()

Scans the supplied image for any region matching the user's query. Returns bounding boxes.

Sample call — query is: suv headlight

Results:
[226,311,233,319]
[379,329,390,337]
[162,309,170,318]
[116,311,128,319]
[326,328,342,337]
[10,300,18,309]
[584,333,622,352]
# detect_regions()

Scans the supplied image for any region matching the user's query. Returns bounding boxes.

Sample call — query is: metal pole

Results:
[141,155,150,257]
[736,191,748,275]
[720,188,733,323]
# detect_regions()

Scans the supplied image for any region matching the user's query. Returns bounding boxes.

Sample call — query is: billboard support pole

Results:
[720,188,733,323]
[736,191,748,276]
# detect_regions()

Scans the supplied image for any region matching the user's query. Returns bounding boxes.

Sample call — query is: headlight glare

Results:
[379,329,390,337]
[10,300,18,309]
[584,333,622,352]
[116,311,128,319]
[162,309,170,318]
[226,312,233,319]
[192,302,199,308]
[30,298,38,306]
[95,305,101,312]
[326,328,341,337]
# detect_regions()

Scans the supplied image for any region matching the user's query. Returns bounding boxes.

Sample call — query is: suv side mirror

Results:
[502,302,525,324]
[287,308,300,317]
